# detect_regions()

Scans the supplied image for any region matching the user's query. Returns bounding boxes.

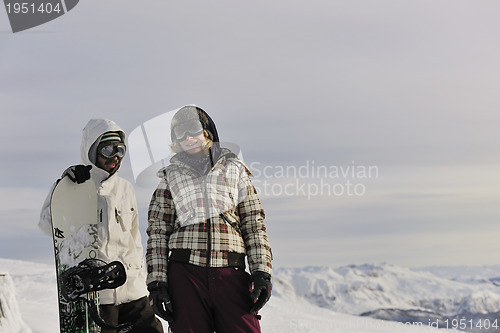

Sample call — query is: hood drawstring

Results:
[209,147,215,169]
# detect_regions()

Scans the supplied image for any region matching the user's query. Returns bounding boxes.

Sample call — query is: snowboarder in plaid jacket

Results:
[146,105,272,333]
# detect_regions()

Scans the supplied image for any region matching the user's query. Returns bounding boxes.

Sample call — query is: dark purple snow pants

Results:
[167,262,261,333]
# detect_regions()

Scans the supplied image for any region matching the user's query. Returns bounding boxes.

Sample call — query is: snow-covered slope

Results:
[4,258,490,333]
[259,294,461,333]
[0,259,56,333]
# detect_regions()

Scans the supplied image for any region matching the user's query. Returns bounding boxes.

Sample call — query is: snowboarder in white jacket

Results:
[39,118,163,333]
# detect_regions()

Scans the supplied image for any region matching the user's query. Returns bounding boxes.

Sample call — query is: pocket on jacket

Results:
[214,186,239,211]
[220,211,241,234]
[125,261,143,271]
[115,206,135,232]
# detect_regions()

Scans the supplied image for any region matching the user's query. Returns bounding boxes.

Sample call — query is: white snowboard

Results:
[50,175,100,333]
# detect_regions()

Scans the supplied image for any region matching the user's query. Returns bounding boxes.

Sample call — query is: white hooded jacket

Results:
[39,119,148,305]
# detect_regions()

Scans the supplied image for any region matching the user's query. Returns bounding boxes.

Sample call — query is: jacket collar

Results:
[159,148,236,177]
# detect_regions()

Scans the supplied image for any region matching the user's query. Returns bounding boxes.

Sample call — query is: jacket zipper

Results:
[219,213,229,224]
[176,156,219,267]
[179,165,212,267]
[200,178,211,267]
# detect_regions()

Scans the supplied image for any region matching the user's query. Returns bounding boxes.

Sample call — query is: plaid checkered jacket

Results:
[146,149,272,284]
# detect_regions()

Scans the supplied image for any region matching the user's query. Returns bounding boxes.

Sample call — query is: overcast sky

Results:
[1,0,500,269]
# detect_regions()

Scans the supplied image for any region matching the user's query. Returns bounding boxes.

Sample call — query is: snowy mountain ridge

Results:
[273,263,500,319]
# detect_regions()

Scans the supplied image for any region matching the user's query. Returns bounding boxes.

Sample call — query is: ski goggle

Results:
[172,119,204,141]
[99,143,126,159]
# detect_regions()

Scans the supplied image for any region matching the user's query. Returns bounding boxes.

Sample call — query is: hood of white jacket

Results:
[80,119,125,179]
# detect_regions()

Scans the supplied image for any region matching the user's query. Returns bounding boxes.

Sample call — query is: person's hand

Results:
[249,271,272,313]
[148,281,174,322]
[61,165,92,184]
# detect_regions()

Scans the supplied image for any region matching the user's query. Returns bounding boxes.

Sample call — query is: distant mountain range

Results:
[273,263,500,332]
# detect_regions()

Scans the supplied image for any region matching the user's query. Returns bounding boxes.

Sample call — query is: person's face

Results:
[179,132,206,155]
[96,154,120,173]
[95,143,125,173]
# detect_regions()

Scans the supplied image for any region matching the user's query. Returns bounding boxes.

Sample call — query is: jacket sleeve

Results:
[146,178,176,285]
[38,182,57,237]
[237,166,272,275]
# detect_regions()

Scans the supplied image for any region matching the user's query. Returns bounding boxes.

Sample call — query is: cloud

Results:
[1,0,500,267]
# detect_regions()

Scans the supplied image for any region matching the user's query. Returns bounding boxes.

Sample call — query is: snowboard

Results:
[50,175,101,333]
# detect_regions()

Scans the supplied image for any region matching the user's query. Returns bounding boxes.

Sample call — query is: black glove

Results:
[62,165,92,184]
[249,271,272,313]
[147,281,174,322]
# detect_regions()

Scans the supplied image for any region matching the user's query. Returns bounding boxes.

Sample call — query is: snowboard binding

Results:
[60,258,127,301]
[60,258,133,332]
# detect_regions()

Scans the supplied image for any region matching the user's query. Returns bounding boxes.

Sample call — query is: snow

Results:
[0,259,57,333]
[0,273,31,333]
[9,258,500,332]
